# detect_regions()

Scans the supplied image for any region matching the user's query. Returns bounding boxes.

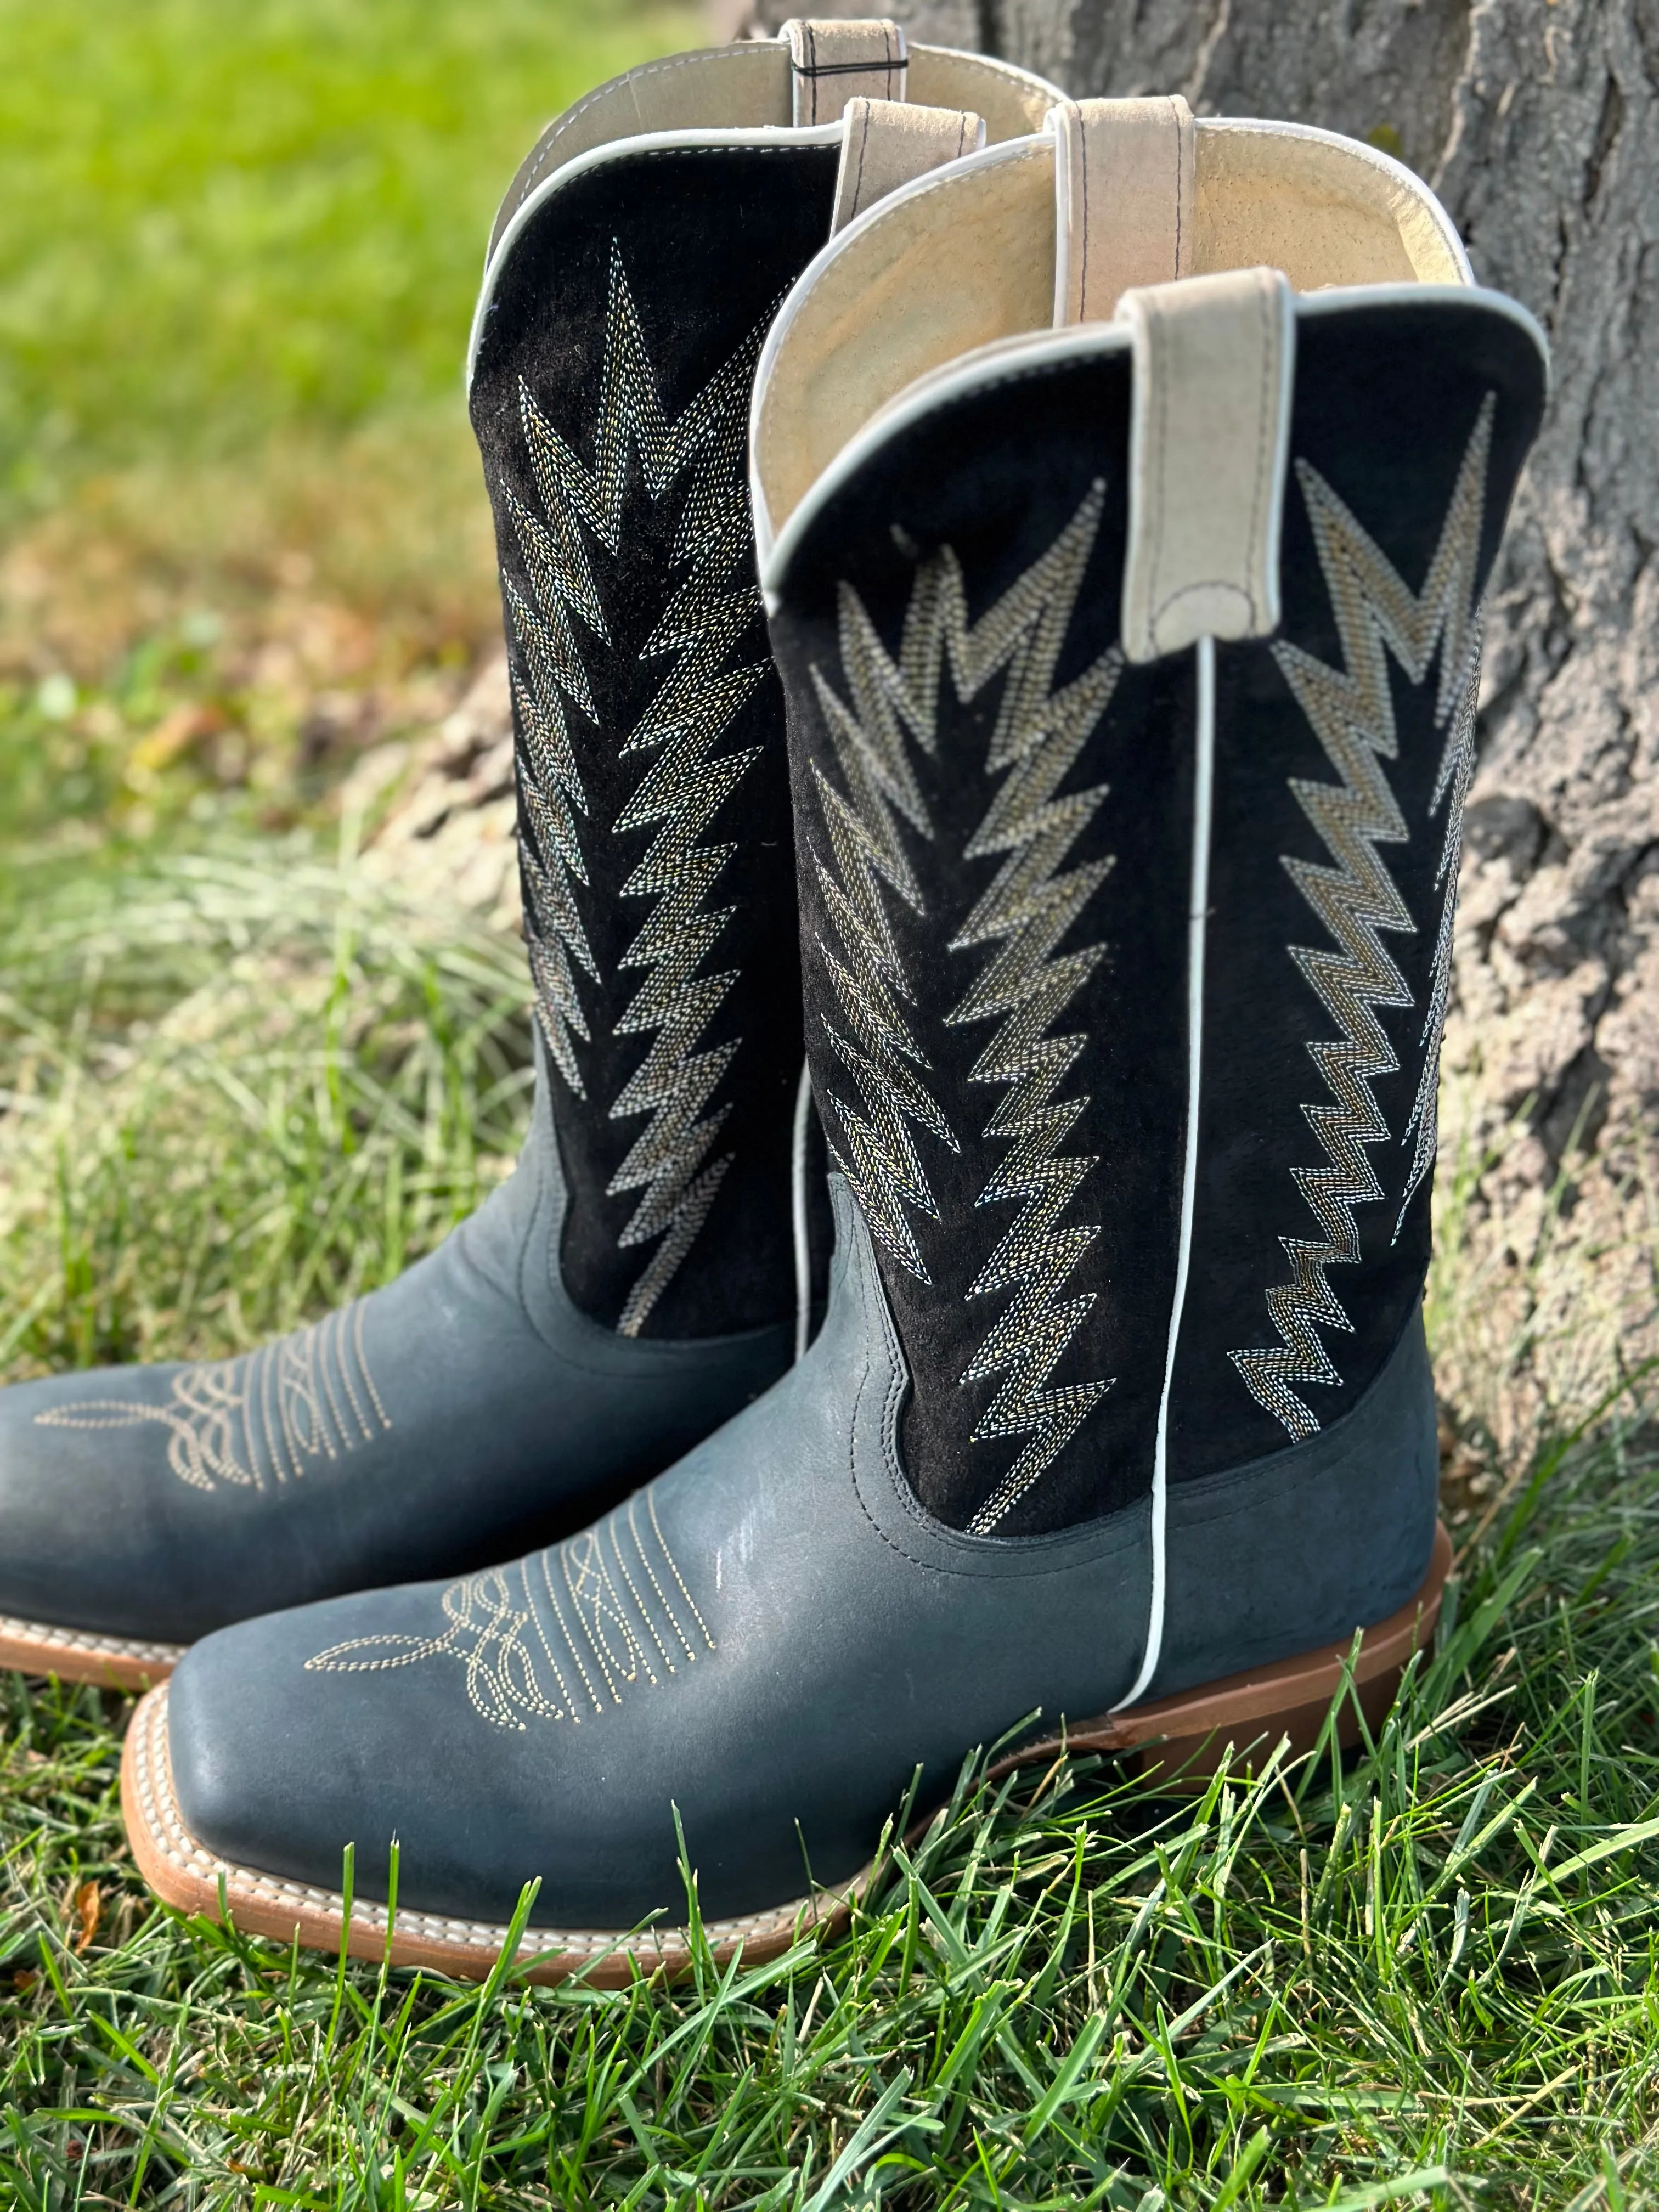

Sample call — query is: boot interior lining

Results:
[488,44,1059,254]
[755,123,1470,544]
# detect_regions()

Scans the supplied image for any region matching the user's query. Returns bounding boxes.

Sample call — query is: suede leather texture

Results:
[768,295,1547,1529]
[0,1056,789,1645]
[168,1181,1437,1931]
[471,142,839,1340]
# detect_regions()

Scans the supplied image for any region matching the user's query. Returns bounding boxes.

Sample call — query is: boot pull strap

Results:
[1049,95,1195,326]
[831,99,985,233]
[778,19,907,125]
[1118,267,1295,663]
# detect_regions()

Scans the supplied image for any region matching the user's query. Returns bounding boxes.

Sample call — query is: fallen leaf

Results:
[69,1880,101,1954]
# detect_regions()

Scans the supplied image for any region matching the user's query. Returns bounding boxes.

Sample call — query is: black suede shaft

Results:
[471,143,839,1338]
[769,295,1546,1532]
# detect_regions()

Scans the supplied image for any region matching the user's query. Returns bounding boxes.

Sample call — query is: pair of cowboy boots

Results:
[1,24,1546,1983]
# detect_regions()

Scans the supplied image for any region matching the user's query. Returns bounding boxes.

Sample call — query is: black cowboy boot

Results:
[126,103,1545,1983]
[0,26,1059,1688]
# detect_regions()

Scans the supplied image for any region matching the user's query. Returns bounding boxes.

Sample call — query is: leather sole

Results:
[121,1521,1449,1988]
[1,1611,184,1691]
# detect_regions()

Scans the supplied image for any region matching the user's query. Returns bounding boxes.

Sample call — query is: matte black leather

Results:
[472,140,839,1341]
[168,1181,1435,1931]
[0,1057,789,1644]
[768,293,1548,1531]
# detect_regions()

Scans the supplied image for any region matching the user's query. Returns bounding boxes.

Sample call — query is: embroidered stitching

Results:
[810,486,1120,1527]
[33,1304,390,1494]
[1232,397,1494,1439]
[505,241,777,1336]
[306,1489,713,1730]
[945,482,1122,1532]
[1396,609,1485,1239]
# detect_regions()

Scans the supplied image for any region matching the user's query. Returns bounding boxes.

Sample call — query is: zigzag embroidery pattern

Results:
[811,484,1121,1529]
[504,242,777,1334]
[1232,397,1494,1440]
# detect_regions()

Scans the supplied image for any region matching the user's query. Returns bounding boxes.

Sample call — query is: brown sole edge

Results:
[121,1522,1451,1988]
[1,1612,184,1692]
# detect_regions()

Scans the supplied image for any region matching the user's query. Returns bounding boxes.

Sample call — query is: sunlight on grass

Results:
[4,1,1659,2203]
[0,845,532,1381]
[0,0,701,495]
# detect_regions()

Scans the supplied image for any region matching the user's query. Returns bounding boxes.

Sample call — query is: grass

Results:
[0,0,699,864]
[2,850,1658,2209]
[4,1180,1659,2206]
[6,0,1659,2203]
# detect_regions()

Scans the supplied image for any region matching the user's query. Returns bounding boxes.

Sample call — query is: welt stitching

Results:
[136,1692,832,1958]
[1,1613,183,1663]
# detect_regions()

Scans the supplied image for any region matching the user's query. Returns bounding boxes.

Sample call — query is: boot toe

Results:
[0,1365,202,1637]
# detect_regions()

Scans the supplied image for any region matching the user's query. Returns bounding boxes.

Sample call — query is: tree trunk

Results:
[737,0,1659,1451]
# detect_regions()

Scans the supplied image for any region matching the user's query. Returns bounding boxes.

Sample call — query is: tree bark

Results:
[738,0,1659,1448]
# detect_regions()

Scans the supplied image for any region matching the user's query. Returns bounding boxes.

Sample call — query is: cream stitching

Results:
[648,1491,713,1651]
[540,1553,603,1717]
[628,1494,693,1662]
[32,1310,390,1496]
[354,1300,392,1430]
[611,1517,675,1675]
[1,1613,184,1667]
[131,1686,854,1967]
[305,1490,713,1728]
[1232,398,1494,1440]
[507,242,774,1335]
[521,1555,577,1720]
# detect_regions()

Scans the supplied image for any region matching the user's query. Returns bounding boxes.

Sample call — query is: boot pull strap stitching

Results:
[779,18,907,125]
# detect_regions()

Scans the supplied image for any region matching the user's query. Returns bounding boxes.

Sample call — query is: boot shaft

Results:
[467,27,1059,1341]
[755,104,1547,1536]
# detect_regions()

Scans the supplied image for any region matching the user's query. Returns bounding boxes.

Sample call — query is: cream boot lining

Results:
[487,41,1059,254]
[754,120,1470,546]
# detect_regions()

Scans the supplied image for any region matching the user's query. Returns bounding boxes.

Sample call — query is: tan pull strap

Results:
[1050,95,1195,326]
[779,19,907,126]
[1118,267,1295,664]
[831,99,984,233]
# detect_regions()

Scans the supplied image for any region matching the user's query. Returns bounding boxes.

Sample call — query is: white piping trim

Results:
[792,1059,815,1364]
[469,122,848,388]
[1115,633,1215,1712]
[1207,114,1471,284]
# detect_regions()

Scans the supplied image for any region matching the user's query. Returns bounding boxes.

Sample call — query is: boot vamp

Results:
[165,1209,1152,1930]
[164,1190,1437,1934]
[0,1169,790,1645]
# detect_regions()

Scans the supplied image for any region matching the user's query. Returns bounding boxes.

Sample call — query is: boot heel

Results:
[1024,1521,1453,1790]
